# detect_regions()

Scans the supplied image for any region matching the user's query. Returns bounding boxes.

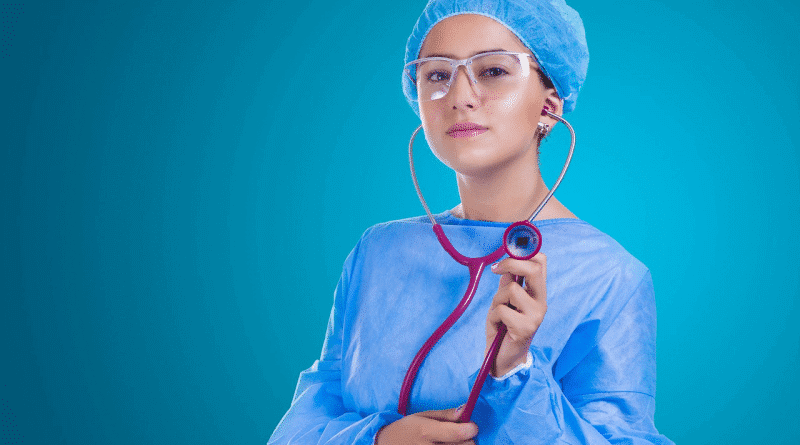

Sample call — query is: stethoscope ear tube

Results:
[408,109,575,225]
[408,123,436,225]
[401,110,576,422]
[527,109,575,223]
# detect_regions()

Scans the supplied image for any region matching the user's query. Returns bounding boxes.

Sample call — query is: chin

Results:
[443,142,524,176]
[448,153,516,178]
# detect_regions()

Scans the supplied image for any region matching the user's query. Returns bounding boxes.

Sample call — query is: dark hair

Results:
[535,69,556,145]
[536,69,556,90]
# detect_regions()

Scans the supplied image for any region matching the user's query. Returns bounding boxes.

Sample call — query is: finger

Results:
[488,281,513,310]
[491,254,546,282]
[415,407,460,421]
[415,417,478,443]
[493,304,545,341]
[487,304,527,331]
[492,257,546,286]
[495,264,517,288]
[492,257,547,302]
[488,278,539,313]
[506,282,538,314]
[523,256,547,303]
[413,407,476,440]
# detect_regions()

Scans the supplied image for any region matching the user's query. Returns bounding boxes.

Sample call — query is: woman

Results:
[269,1,673,443]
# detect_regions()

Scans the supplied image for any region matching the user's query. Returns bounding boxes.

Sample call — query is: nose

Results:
[447,65,479,109]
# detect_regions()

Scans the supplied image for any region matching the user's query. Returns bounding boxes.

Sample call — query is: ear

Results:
[540,90,563,128]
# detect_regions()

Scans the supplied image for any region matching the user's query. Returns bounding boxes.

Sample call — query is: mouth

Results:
[447,122,488,139]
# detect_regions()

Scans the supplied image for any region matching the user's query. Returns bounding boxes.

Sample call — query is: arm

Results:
[268,236,480,445]
[557,272,672,443]
[267,243,404,445]
[472,272,673,444]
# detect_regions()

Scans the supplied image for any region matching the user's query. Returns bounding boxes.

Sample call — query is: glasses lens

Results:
[408,59,454,102]
[408,53,530,102]
[470,53,528,86]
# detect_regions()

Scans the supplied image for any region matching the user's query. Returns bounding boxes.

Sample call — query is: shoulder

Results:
[537,219,652,326]
[537,220,656,371]
[358,215,433,243]
[539,219,649,284]
[342,215,440,276]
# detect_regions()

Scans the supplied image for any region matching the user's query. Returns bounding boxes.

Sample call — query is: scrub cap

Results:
[403,0,589,115]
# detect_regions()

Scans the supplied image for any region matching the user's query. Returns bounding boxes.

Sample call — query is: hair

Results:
[536,69,556,91]
[535,69,556,145]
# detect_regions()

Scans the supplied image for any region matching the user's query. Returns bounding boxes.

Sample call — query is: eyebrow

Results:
[422,48,508,59]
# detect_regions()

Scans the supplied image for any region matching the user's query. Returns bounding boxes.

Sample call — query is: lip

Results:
[447,122,488,139]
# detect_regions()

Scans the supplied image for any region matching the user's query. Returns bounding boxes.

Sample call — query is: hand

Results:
[375,407,478,445]
[487,253,547,377]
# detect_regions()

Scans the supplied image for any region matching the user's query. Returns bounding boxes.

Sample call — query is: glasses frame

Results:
[404,50,537,101]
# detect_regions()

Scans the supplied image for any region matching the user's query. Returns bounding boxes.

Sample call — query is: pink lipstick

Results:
[447,122,488,139]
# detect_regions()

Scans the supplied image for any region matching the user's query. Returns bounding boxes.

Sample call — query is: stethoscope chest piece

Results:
[503,221,542,260]
[401,106,575,421]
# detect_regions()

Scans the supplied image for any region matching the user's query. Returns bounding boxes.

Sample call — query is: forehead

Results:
[419,14,531,59]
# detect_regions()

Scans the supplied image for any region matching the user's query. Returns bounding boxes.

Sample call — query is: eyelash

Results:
[423,66,509,83]
[480,67,509,78]
[425,71,450,82]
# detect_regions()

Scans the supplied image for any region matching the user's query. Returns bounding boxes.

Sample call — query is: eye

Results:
[425,70,451,83]
[480,67,509,78]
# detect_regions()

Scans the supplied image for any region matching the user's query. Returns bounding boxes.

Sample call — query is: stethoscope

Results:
[397,107,576,423]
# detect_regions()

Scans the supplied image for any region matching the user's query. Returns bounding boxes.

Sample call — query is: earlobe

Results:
[536,93,562,139]
[536,121,551,138]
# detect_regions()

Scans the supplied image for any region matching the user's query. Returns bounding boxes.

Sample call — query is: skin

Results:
[377,14,577,445]
[375,407,478,445]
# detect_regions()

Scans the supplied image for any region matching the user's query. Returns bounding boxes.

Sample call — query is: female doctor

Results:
[268,0,673,443]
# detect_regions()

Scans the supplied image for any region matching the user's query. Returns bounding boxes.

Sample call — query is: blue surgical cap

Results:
[403,0,589,115]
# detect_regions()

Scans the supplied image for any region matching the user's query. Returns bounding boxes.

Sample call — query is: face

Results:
[417,14,561,178]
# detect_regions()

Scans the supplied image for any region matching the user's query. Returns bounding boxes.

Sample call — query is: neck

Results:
[453,159,553,222]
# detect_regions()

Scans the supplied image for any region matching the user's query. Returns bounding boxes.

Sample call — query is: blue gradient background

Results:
[1,1,798,443]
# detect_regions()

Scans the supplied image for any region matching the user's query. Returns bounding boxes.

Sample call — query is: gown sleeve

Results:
[471,271,674,444]
[267,237,403,445]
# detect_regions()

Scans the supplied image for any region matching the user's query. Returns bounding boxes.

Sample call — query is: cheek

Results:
[488,92,542,135]
[419,105,452,165]
[419,99,445,130]
[420,105,444,127]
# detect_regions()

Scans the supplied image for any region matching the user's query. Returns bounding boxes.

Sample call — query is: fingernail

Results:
[490,262,500,271]
[456,404,465,413]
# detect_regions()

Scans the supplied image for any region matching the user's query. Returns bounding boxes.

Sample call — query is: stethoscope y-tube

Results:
[398,108,576,423]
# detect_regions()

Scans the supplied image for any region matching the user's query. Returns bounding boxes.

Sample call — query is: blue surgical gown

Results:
[268,213,674,444]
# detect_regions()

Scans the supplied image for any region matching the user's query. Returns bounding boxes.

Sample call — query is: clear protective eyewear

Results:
[404,51,537,102]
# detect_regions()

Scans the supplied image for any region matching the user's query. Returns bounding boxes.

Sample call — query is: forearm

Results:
[470,348,673,444]
[270,409,402,445]
[268,365,403,445]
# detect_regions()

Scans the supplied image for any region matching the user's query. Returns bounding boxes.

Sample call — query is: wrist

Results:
[492,351,533,380]
[374,425,387,445]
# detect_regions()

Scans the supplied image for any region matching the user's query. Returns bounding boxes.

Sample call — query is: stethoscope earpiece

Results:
[400,107,576,422]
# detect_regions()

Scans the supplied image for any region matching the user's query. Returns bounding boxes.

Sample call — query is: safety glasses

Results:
[404,51,537,102]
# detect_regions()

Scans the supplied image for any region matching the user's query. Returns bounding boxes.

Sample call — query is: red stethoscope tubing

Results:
[397,222,541,422]
[399,107,573,422]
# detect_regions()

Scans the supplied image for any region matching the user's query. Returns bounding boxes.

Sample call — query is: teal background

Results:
[1,0,798,443]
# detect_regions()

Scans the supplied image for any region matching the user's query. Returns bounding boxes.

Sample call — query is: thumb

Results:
[449,404,467,422]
